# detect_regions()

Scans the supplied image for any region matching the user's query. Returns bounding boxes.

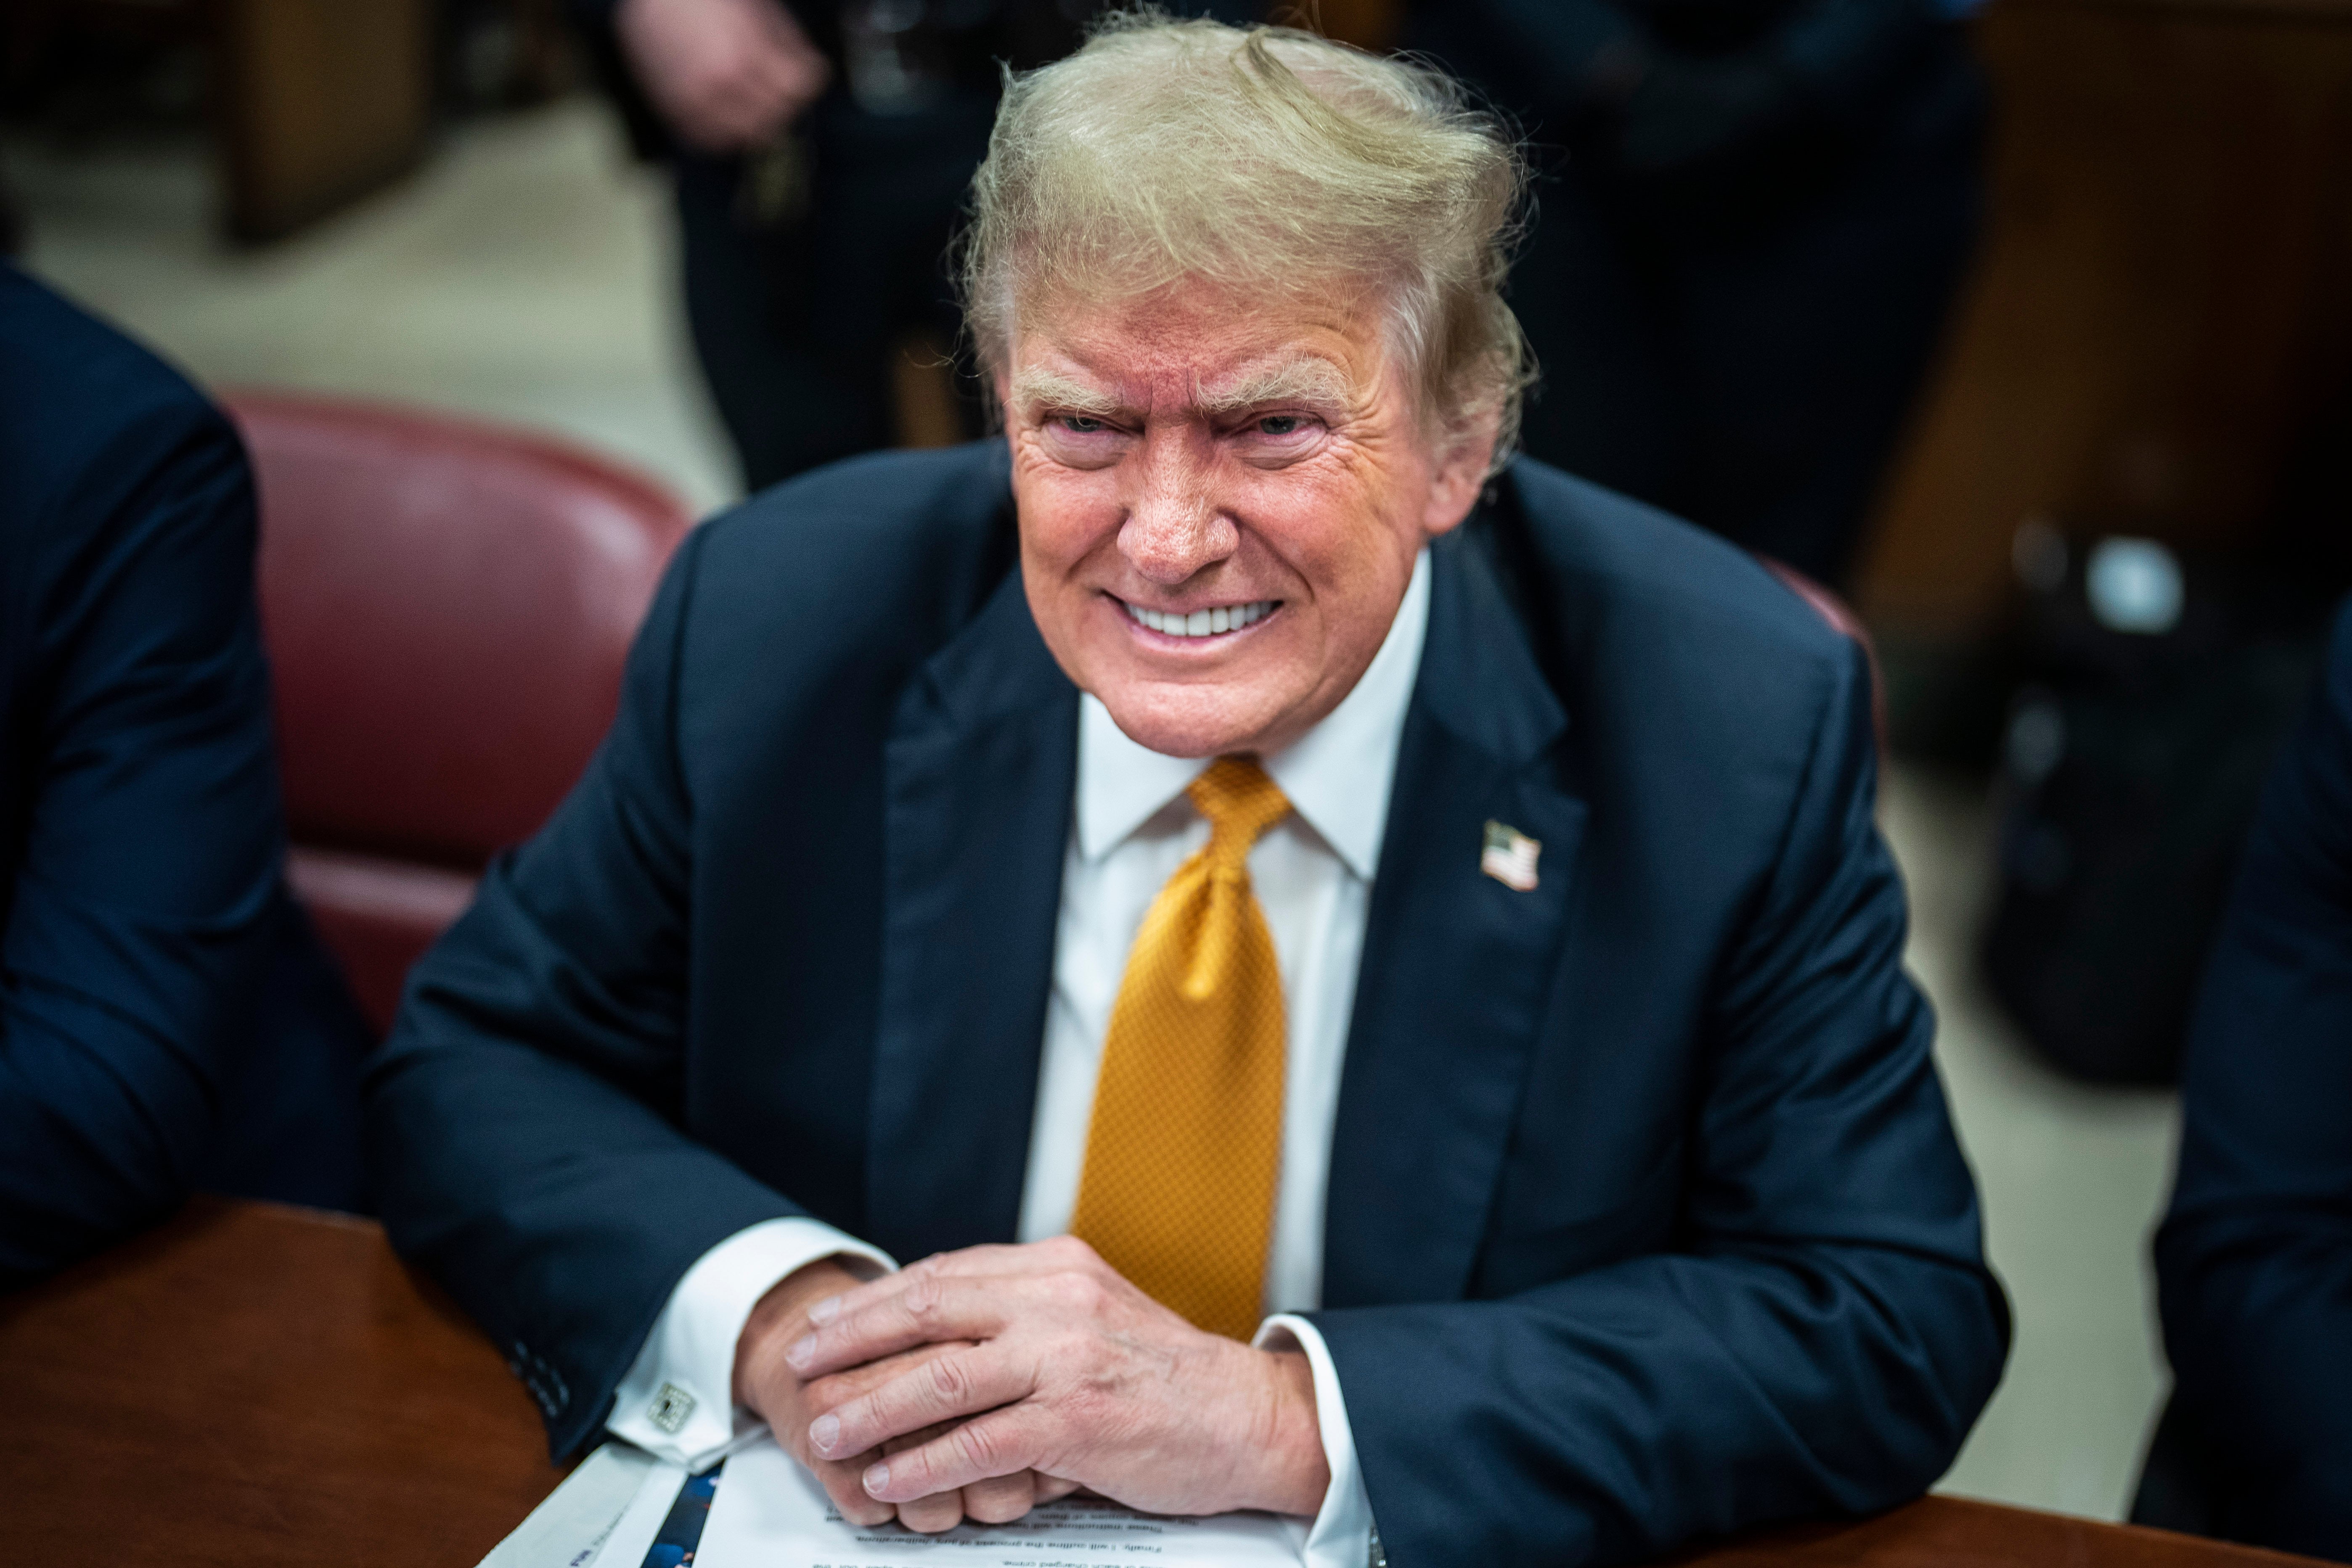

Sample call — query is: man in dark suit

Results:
[0,265,371,1285]
[2150,598,2352,1563]
[368,19,2004,1565]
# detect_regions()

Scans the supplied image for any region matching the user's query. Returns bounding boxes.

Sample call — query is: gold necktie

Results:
[1070,755,1291,1340]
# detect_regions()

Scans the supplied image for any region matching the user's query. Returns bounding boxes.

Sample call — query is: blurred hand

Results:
[735,1257,1077,1534]
[616,0,830,152]
[782,1237,1330,1518]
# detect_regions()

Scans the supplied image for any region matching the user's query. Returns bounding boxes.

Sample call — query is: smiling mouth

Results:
[1118,597,1280,638]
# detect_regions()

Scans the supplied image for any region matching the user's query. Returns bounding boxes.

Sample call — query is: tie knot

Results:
[1186,755,1290,862]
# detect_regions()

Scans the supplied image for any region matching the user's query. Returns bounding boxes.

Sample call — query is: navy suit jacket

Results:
[0,266,369,1285]
[2156,598,2352,1562]
[368,440,2005,1567]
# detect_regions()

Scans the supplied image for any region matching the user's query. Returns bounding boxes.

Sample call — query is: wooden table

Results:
[0,1200,2323,1568]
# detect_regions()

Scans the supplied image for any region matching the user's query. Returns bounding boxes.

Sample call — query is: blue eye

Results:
[1257,415,1306,436]
[1059,415,1107,434]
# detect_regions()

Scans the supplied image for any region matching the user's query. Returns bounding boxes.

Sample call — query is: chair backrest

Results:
[230,393,694,868]
[229,392,694,1033]
[1760,557,1889,756]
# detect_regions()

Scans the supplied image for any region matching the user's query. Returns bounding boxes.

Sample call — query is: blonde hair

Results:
[960,10,1532,464]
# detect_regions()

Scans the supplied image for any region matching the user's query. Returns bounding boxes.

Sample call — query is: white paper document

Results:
[476,1443,661,1568]
[697,1438,1307,1568]
[596,1459,693,1568]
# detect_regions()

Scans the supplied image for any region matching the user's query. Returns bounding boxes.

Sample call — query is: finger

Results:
[742,42,819,109]
[798,1238,1112,1354]
[787,1276,1013,1379]
[758,1,832,90]
[863,1408,1054,1504]
[811,1452,896,1528]
[803,1339,980,1413]
[1035,1474,1083,1504]
[813,1346,1032,1459]
[723,68,801,143]
[697,78,783,146]
[893,1486,965,1535]
[808,1240,1094,1327]
[670,93,765,152]
[960,1469,1038,1526]
[877,1421,969,1535]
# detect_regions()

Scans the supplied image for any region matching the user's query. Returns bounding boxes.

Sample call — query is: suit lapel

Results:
[1321,524,1587,1308]
[867,567,1079,1263]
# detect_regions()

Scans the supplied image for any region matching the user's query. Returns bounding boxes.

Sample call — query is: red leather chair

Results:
[227,393,695,1035]
[1761,557,1889,756]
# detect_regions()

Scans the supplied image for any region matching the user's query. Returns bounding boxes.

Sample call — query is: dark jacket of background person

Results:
[0,266,370,1286]
[2153,596,2352,1562]
[365,440,2008,1567]
[562,0,1258,493]
[1409,0,1984,587]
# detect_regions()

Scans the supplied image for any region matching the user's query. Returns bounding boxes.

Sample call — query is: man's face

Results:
[1003,281,1495,759]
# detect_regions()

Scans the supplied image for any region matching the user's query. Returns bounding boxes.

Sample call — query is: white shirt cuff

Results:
[1257,1313,1373,1568]
[607,1217,897,1470]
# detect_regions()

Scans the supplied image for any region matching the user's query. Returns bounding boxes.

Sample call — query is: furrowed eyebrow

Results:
[1010,356,1356,422]
[1009,369,1126,420]
[1193,358,1355,418]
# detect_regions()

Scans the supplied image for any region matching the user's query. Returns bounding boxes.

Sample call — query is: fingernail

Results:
[809,1295,843,1325]
[864,1462,890,1496]
[809,1413,840,1455]
[784,1334,818,1369]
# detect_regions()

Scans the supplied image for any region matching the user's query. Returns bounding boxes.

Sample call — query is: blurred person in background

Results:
[2141,594,2352,1563]
[1409,0,1984,587]
[0,265,372,1287]
[566,0,1260,493]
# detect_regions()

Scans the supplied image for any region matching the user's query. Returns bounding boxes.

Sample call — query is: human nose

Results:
[1117,429,1237,587]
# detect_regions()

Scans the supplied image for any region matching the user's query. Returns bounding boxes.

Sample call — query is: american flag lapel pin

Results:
[1481,820,1541,892]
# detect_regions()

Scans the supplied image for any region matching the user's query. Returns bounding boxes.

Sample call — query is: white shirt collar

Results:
[1075,546,1431,881]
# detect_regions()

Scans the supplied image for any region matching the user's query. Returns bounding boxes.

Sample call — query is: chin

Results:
[1097,682,1287,760]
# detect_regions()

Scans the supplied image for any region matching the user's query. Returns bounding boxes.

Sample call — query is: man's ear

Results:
[1421,405,1502,539]
[993,368,1014,427]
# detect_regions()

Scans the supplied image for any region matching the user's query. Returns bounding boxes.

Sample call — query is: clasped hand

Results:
[734,1237,1329,1532]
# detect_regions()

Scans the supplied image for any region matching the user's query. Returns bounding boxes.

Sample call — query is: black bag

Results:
[1982,538,2326,1086]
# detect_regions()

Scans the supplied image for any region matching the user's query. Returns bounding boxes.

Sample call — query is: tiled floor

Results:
[6,96,2182,1523]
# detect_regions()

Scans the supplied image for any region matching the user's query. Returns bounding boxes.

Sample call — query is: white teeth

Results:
[1125,599,1276,638]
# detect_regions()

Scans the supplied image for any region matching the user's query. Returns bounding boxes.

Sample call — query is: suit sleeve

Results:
[366,525,813,1459]
[0,400,284,1285]
[2153,603,2352,1561]
[1309,638,2007,1568]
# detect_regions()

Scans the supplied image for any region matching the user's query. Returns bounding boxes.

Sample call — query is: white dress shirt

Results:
[609,550,1433,1568]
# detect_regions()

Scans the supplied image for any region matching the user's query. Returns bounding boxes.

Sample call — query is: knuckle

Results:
[954,1419,1009,1475]
[899,1494,963,1534]
[924,1353,969,1407]
[966,1477,1035,1525]
[1053,1269,1110,1316]
[902,1272,942,1321]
